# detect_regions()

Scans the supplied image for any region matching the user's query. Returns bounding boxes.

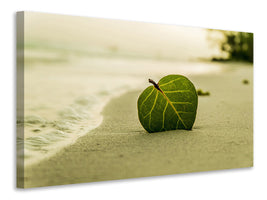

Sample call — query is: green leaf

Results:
[137,75,198,133]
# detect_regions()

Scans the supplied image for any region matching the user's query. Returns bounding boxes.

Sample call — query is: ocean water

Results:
[18,48,223,166]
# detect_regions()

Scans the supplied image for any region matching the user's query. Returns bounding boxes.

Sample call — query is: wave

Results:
[18,84,139,166]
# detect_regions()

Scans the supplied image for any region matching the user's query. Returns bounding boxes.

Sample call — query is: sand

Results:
[22,65,253,188]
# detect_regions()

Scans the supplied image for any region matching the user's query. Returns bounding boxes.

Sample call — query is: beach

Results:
[22,64,253,188]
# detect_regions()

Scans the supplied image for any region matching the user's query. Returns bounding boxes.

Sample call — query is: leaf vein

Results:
[159,77,181,87]
[140,87,155,108]
[171,102,192,105]
[177,111,194,114]
[176,120,180,129]
[161,102,168,130]
[148,91,159,132]
[164,90,191,93]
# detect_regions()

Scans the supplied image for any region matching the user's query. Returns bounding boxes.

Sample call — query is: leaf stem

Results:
[149,79,162,93]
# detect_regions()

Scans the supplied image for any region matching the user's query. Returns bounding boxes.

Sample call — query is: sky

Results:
[24,12,222,61]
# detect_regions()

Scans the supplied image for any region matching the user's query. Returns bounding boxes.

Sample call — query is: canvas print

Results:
[16,12,253,188]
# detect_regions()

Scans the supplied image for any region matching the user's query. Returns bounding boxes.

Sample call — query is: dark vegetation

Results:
[197,89,210,96]
[242,79,249,84]
[209,30,253,63]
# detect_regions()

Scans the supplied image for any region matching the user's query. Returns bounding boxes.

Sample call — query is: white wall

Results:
[1,0,266,199]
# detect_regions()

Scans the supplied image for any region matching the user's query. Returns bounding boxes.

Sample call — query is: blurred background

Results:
[23,12,253,64]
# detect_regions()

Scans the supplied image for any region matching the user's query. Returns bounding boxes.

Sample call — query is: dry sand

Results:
[22,65,253,188]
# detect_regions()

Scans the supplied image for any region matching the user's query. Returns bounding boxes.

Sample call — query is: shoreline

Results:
[22,66,253,188]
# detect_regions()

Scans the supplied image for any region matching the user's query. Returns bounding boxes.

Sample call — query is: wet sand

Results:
[22,66,253,188]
